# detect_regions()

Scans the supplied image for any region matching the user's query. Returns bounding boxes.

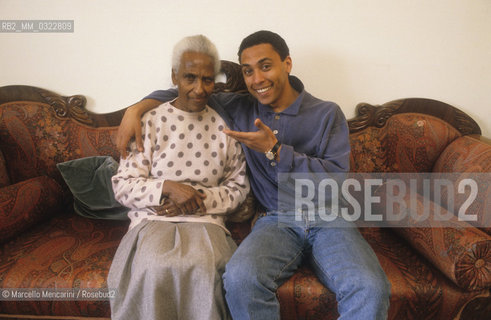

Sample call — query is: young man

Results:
[108,35,249,320]
[117,31,390,319]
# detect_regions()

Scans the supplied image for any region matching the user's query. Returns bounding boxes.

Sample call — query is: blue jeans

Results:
[223,213,391,320]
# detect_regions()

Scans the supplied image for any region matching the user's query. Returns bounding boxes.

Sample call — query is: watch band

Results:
[270,141,281,155]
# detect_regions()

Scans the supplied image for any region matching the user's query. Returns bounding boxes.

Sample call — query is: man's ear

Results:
[284,56,293,74]
[171,69,177,85]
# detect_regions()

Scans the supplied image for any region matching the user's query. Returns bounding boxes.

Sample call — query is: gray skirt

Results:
[107,220,237,320]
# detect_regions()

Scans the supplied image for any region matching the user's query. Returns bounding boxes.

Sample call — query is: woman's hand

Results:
[159,181,207,216]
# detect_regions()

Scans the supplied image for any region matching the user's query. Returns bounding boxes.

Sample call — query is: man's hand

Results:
[116,99,162,158]
[161,180,207,216]
[223,118,279,154]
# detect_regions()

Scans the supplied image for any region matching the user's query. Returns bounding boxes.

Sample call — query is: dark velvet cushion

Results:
[57,156,129,220]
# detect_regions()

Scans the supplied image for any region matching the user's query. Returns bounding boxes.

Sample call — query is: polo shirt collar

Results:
[258,75,305,116]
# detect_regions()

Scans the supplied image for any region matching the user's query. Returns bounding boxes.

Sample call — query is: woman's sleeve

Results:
[199,138,250,215]
[111,115,164,209]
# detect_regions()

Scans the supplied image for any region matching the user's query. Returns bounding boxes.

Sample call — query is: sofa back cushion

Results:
[350,113,461,172]
[0,101,120,186]
[349,126,390,172]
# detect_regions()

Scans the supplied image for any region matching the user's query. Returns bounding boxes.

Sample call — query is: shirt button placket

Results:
[273,114,280,136]
[268,113,280,168]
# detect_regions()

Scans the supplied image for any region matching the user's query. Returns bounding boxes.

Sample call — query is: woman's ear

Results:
[171,69,177,85]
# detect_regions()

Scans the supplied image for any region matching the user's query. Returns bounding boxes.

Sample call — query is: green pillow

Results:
[56,156,129,220]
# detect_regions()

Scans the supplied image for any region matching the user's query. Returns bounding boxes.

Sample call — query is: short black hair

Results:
[238,30,290,62]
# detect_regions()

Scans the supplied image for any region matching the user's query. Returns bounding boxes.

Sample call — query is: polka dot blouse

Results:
[112,101,250,231]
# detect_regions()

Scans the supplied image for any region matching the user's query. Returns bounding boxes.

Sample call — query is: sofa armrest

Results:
[0,176,65,244]
[375,189,491,291]
[433,135,491,235]
[395,222,490,291]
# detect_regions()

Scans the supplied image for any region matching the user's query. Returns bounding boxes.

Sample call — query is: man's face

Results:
[240,43,292,110]
[172,51,215,112]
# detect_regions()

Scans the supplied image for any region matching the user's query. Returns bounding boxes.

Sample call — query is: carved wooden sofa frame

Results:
[0,60,490,319]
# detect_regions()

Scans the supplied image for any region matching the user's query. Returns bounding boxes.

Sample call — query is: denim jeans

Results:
[223,212,391,320]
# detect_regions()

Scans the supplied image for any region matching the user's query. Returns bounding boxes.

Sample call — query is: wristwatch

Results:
[265,141,281,160]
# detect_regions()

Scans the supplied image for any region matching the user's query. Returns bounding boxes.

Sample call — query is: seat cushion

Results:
[0,213,128,318]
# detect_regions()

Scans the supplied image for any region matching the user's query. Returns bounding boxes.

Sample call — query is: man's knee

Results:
[223,252,272,295]
[338,267,390,303]
[367,273,391,302]
[224,255,254,290]
[353,270,391,306]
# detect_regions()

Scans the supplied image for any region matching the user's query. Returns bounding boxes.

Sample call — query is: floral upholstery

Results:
[0,91,490,319]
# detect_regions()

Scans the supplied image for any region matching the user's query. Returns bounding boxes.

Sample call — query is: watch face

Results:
[265,151,274,160]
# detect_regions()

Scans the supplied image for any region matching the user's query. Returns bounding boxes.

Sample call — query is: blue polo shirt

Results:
[145,76,350,212]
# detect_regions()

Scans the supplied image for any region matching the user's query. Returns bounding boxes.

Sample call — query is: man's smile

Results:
[255,86,272,94]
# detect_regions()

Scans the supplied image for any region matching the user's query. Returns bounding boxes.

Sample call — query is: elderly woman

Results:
[107,35,249,320]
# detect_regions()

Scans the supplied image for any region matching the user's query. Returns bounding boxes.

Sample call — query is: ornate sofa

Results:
[0,62,490,319]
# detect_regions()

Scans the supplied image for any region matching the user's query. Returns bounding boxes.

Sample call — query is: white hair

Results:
[172,35,221,75]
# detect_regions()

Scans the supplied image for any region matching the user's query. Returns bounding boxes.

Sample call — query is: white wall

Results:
[1,0,490,136]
